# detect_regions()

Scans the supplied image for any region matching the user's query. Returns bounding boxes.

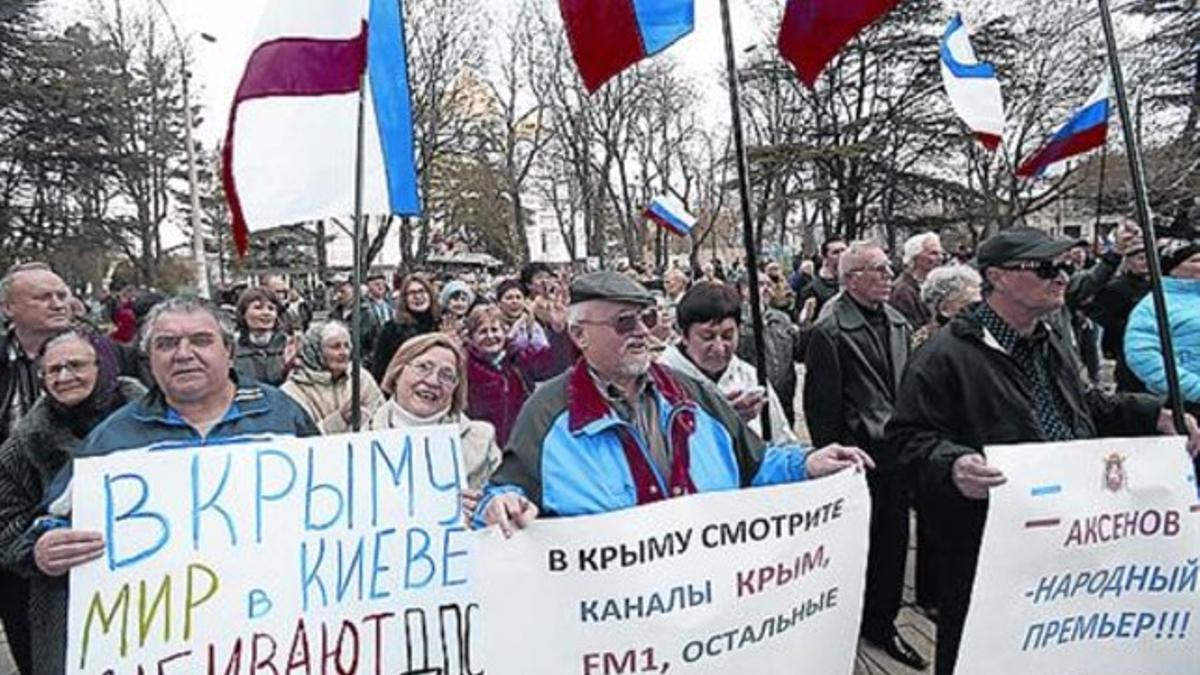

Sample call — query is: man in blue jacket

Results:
[30,297,319,578]
[474,271,871,534]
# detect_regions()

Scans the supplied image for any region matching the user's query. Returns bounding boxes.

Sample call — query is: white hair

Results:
[838,240,885,285]
[902,232,940,269]
[920,264,981,313]
[319,320,351,343]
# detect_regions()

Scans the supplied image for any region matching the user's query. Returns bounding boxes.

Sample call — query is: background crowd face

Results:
[404,281,432,314]
[3,269,73,336]
[242,298,278,334]
[395,345,459,417]
[469,317,507,357]
[499,287,526,320]
[682,319,739,378]
[446,292,470,317]
[147,310,233,404]
[368,278,389,301]
[320,326,352,377]
[39,336,99,407]
[1126,250,1149,276]
[914,238,946,275]
[844,247,894,306]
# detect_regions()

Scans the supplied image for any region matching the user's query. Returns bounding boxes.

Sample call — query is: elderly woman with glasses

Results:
[0,328,144,675]
[374,333,502,517]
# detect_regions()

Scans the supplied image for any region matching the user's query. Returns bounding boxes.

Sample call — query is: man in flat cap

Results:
[473,270,872,532]
[887,227,1200,675]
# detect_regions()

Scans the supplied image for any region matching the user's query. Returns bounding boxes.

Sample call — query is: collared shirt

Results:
[590,369,670,477]
[976,303,1075,441]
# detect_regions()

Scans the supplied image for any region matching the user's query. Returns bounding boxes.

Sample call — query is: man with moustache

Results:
[473,271,872,532]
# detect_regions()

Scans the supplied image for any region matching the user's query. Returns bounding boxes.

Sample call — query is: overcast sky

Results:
[44,0,772,143]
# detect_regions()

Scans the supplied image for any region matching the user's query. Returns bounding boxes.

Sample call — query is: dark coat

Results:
[889,271,931,329]
[370,313,436,382]
[0,378,145,675]
[465,347,533,448]
[1086,271,1152,392]
[803,295,910,469]
[888,305,1162,555]
[233,331,290,386]
[800,273,839,317]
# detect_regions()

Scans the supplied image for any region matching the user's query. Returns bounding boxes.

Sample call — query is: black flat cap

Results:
[975,227,1076,268]
[570,271,655,306]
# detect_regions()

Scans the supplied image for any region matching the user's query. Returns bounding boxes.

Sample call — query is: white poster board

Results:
[477,470,871,675]
[956,437,1200,675]
[67,427,479,674]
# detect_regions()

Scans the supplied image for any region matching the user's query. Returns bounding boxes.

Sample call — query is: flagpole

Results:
[350,70,367,432]
[1093,143,1108,245]
[1096,0,1186,433]
[718,0,772,441]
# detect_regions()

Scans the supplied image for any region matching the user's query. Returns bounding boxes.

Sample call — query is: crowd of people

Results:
[0,221,1197,675]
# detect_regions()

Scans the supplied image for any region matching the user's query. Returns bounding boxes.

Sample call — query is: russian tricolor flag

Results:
[778,0,901,87]
[1016,78,1111,178]
[558,0,693,93]
[940,14,1005,151]
[645,195,696,237]
[221,0,420,255]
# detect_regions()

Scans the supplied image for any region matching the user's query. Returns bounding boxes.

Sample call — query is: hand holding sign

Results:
[35,528,104,577]
[953,453,1007,500]
[484,492,539,537]
[806,444,874,478]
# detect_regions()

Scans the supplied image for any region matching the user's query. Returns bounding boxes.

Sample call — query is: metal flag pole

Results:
[1093,143,1108,247]
[350,69,367,432]
[1096,0,1187,432]
[719,0,773,441]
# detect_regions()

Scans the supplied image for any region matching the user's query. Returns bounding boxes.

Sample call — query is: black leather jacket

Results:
[803,295,911,469]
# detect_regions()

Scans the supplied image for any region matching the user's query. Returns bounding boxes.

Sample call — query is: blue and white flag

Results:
[645,195,696,237]
[940,13,1005,150]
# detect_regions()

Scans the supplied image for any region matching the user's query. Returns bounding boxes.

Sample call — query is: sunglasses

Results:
[579,307,659,335]
[1001,260,1076,280]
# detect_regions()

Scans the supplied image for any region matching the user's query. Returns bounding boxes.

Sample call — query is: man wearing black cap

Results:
[888,227,1200,675]
[472,270,873,533]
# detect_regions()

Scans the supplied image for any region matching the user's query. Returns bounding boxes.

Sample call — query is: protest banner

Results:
[477,469,871,675]
[956,437,1199,675]
[66,426,479,674]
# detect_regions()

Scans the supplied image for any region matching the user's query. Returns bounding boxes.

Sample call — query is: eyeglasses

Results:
[40,358,98,380]
[578,307,659,335]
[1001,260,1076,280]
[151,332,220,353]
[407,359,460,387]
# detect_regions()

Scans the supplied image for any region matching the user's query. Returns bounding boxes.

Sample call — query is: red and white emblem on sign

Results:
[1102,453,1127,493]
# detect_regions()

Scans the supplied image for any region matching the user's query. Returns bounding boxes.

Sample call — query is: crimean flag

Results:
[1016,78,1111,178]
[558,0,694,93]
[940,14,1005,151]
[221,0,420,256]
[777,0,901,87]
[645,195,696,237]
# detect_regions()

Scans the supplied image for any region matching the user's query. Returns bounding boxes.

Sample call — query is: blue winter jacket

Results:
[472,361,809,528]
[42,374,319,514]
[1124,277,1200,403]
